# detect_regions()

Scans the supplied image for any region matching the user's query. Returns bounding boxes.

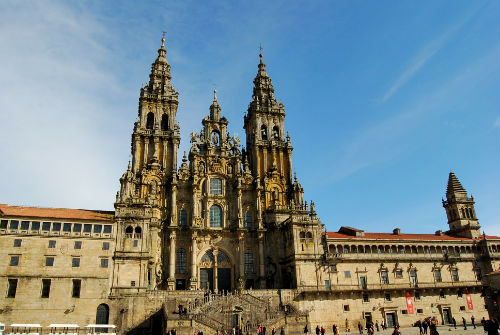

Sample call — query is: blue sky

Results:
[0,0,498,235]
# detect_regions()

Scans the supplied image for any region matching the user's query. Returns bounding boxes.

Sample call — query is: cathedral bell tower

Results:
[442,172,480,238]
[112,36,180,293]
[244,53,294,211]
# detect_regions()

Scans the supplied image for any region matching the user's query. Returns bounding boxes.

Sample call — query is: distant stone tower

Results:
[112,36,180,292]
[442,172,480,238]
[243,53,294,212]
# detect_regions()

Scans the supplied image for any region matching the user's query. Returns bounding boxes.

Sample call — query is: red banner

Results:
[406,291,414,314]
[466,291,474,310]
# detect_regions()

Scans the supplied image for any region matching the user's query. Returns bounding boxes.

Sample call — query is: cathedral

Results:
[0,37,499,334]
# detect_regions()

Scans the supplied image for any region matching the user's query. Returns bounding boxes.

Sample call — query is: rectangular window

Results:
[417,309,423,314]
[48,240,56,248]
[434,269,442,282]
[244,250,254,274]
[31,221,40,231]
[415,291,421,300]
[244,212,252,228]
[100,258,109,268]
[93,225,102,233]
[360,276,367,289]
[210,178,223,194]
[451,269,459,282]
[10,255,19,266]
[103,225,112,234]
[73,223,82,232]
[45,257,54,267]
[131,281,136,287]
[460,306,466,311]
[440,291,445,298]
[385,293,391,301]
[0,220,7,229]
[83,224,92,233]
[74,241,82,249]
[343,305,350,311]
[475,268,482,281]
[7,279,18,298]
[102,242,110,250]
[9,220,19,230]
[13,239,22,247]
[396,269,403,278]
[21,221,30,230]
[52,222,61,231]
[72,279,81,298]
[457,290,463,298]
[381,270,389,284]
[133,239,139,247]
[42,222,51,231]
[330,264,337,272]
[325,280,331,291]
[363,293,369,302]
[41,279,51,298]
[402,310,408,314]
[72,258,80,267]
[178,210,187,226]
[63,223,72,232]
[410,269,418,287]
[344,270,351,278]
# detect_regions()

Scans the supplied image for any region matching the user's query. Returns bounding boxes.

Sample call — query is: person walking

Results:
[315,325,320,335]
[320,326,325,335]
[304,325,308,335]
[462,316,467,330]
[375,321,379,332]
[280,327,285,335]
[471,315,476,329]
[452,317,456,329]
[422,320,428,334]
[391,325,401,335]
[416,320,423,334]
[358,321,363,334]
[332,324,338,335]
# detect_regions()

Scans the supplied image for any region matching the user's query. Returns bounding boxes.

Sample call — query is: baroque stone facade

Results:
[1,37,499,334]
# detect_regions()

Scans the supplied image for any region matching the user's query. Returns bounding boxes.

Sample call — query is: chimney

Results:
[393,228,401,235]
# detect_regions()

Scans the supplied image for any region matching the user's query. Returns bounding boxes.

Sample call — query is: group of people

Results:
[305,322,400,335]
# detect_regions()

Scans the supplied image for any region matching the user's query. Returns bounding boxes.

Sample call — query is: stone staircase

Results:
[186,292,288,333]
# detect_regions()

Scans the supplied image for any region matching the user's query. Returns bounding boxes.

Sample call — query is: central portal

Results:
[199,249,232,292]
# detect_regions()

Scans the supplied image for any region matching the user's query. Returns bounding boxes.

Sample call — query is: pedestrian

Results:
[482,317,487,333]
[263,327,267,335]
[358,321,363,334]
[462,316,467,330]
[452,317,456,329]
[304,325,308,335]
[429,321,439,335]
[272,328,276,335]
[422,320,428,334]
[280,327,285,335]
[375,321,379,332]
[391,325,401,335]
[332,324,338,335]
[321,326,325,335]
[316,325,320,335]
[381,320,386,330]
[417,320,422,334]
[471,315,476,329]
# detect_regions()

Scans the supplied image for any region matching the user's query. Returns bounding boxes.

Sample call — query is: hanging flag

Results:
[466,291,474,310]
[406,291,414,314]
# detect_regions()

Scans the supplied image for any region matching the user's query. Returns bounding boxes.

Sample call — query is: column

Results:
[132,135,140,172]
[153,136,160,161]
[256,189,263,228]
[237,187,243,228]
[190,233,197,289]
[213,249,219,292]
[192,188,198,225]
[143,137,150,166]
[239,234,245,279]
[170,182,177,226]
[163,141,168,170]
[172,139,179,174]
[168,231,176,290]
[258,233,265,288]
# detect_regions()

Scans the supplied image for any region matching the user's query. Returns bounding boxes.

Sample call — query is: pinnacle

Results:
[446,172,468,198]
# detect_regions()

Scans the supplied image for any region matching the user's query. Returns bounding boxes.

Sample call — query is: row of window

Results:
[328,243,499,255]
[339,267,481,285]
[260,125,280,141]
[175,249,254,274]
[145,112,169,131]
[11,239,110,250]
[8,255,109,268]
[0,220,112,235]
[6,278,83,299]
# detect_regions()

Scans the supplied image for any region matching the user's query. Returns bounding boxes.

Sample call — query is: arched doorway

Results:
[199,249,232,292]
[96,303,109,324]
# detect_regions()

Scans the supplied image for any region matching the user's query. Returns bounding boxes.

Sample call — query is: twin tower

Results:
[111,37,317,293]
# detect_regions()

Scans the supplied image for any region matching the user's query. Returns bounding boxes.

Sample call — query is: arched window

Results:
[178,209,187,226]
[217,250,230,263]
[146,112,154,130]
[210,205,222,227]
[273,126,279,139]
[244,250,254,274]
[210,178,222,195]
[461,208,465,218]
[244,212,252,228]
[134,226,142,238]
[201,250,214,262]
[96,303,109,324]
[125,226,133,238]
[161,114,169,131]
[261,125,267,140]
[176,248,187,274]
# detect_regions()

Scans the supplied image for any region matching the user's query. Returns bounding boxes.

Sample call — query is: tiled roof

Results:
[325,231,500,241]
[0,204,114,221]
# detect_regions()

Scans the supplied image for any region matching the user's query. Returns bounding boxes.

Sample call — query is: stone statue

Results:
[200,130,205,142]
[233,136,240,148]
[212,132,219,146]
[150,180,158,195]
[190,132,199,143]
